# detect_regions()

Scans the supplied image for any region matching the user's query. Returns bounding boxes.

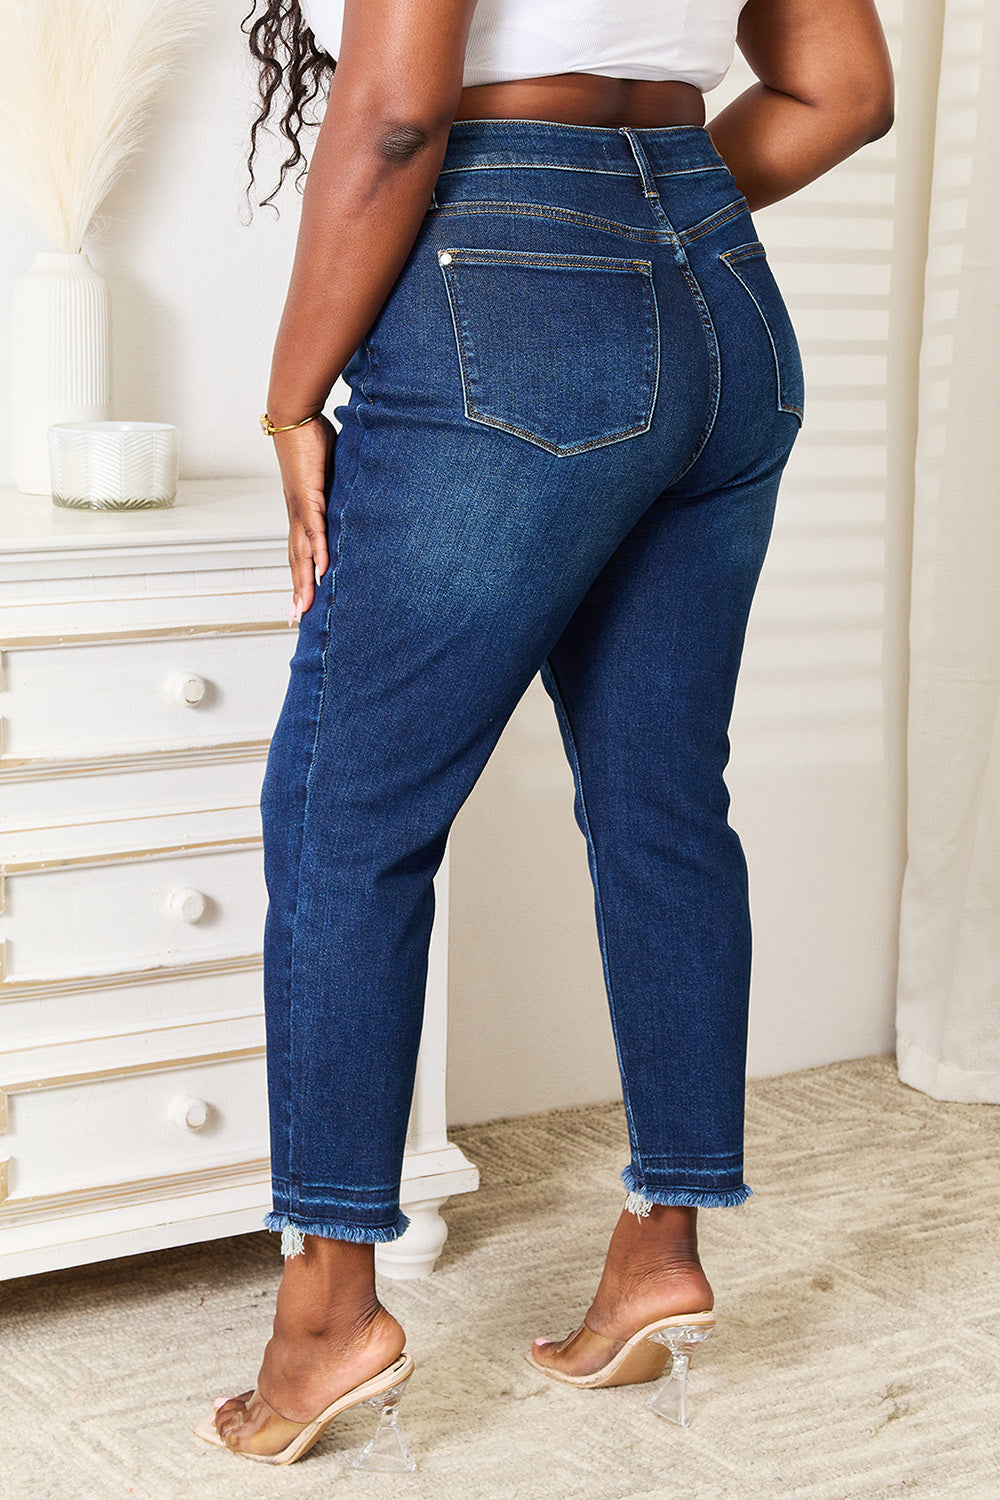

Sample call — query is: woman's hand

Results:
[272,412,338,621]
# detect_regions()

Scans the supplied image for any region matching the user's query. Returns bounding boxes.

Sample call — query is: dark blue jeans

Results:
[260,119,804,1247]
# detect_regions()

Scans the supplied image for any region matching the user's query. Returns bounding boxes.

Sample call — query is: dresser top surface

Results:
[0,477,288,556]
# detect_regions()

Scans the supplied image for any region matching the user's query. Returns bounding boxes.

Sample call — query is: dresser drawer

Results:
[0,625,293,768]
[0,1048,269,1217]
[1,839,266,989]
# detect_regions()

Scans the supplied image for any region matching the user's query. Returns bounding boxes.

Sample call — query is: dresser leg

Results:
[375,1195,449,1279]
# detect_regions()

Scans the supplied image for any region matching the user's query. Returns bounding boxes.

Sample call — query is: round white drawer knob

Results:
[169,1094,209,1131]
[165,670,207,706]
[166,886,207,923]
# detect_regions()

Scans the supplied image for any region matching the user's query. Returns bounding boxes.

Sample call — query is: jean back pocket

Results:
[437,247,660,456]
[719,242,805,425]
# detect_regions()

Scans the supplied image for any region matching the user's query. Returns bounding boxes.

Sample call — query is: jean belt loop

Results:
[618,126,660,201]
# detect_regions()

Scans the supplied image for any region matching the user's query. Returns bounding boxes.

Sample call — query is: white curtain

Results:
[895,0,1000,1100]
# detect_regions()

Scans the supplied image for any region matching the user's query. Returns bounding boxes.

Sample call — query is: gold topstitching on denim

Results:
[437,253,659,454]
[677,198,750,246]
[719,247,806,420]
[431,200,665,244]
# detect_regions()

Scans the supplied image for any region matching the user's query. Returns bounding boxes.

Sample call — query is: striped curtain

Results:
[895,0,1000,1101]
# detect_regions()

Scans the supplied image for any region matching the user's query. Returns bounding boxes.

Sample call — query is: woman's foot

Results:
[212,1235,406,1456]
[531,1203,713,1380]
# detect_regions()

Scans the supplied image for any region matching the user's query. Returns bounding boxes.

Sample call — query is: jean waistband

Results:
[439,118,728,179]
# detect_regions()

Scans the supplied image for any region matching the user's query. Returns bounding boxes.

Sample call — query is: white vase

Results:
[8,251,112,495]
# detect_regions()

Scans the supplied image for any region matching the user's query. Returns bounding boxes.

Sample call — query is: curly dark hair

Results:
[241,1,335,214]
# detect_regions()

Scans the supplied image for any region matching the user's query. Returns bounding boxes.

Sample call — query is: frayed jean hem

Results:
[263,1209,411,1257]
[621,1165,753,1212]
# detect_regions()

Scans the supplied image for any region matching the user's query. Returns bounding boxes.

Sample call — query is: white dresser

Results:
[0,477,477,1281]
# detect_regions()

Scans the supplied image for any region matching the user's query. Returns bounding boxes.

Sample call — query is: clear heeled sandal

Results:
[527,1311,715,1427]
[193,1351,417,1468]
[644,1320,714,1426]
[350,1375,417,1471]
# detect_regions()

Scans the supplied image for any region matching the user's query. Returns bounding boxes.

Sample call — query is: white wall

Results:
[0,2,912,1127]
[0,5,300,483]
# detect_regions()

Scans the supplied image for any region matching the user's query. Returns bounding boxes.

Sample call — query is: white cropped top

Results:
[298,0,749,95]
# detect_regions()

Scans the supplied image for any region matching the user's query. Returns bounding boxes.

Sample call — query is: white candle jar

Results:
[48,421,179,510]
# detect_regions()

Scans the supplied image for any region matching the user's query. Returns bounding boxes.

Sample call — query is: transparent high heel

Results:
[526,1308,716,1414]
[193,1352,416,1467]
[645,1322,713,1427]
[350,1378,417,1472]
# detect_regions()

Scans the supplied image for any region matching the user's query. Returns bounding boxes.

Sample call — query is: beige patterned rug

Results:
[5,1054,999,1499]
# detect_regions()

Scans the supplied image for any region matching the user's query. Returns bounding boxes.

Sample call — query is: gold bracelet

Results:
[260,410,322,436]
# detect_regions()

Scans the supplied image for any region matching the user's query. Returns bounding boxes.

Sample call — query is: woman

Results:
[196,0,893,1468]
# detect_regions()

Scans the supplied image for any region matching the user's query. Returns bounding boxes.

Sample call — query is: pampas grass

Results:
[0,0,205,252]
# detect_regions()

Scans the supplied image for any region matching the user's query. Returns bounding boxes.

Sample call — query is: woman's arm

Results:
[706,0,894,212]
[266,0,477,616]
